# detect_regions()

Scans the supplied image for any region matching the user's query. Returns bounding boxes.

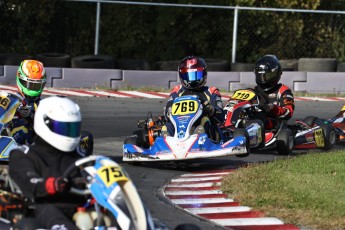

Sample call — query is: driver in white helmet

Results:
[9,96,85,230]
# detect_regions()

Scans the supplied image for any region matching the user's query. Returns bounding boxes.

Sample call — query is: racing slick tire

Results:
[319,123,336,150]
[276,129,294,155]
[234,128,250,158]
[124,130,150,147]
[303,116,319,127]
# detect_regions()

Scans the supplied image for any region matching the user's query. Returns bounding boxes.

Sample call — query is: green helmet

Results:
[17,60,47,100]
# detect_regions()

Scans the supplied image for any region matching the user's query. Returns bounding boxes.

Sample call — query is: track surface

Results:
[68,96,343,230]
[2,86,343,229]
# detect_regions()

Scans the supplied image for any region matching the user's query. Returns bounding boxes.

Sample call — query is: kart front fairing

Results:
[123,95,248,162]
[0,93,21,161]
[123,133,247,161]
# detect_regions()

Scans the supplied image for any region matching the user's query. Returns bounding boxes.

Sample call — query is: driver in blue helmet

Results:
[161,56,225,141]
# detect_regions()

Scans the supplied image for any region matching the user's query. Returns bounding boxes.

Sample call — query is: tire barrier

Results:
[115,58,151,70]
[280,59,298,71]
[298,58,337,72]
[71,55,115,69]
[230,62,255,72]
[204,59,230,71]
[337,62,345,72]
[154,60,180,71]
[36,53,71,68]
[0,54,34,66]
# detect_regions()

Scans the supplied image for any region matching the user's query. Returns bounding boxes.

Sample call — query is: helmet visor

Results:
[255,71,276,83]
[180,71,204,82]
[44,116,81,138]
[19,78,46,91]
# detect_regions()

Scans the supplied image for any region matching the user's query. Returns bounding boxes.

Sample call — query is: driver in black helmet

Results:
[161,56,225,141]
[254,55,295,129]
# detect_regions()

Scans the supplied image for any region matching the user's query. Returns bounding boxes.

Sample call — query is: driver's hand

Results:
[203,101,215,116]
[45,177,71,195]
[261,103,274,113]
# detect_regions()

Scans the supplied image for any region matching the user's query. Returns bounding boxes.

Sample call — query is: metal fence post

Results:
[231,6,238,64]
[94,1,101,55]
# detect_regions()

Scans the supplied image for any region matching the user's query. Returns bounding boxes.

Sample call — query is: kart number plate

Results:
[231,90,256,101]
[98,166,128,187]
[0,96,11,110]
[172,100,198,116]
[314,129,324,147]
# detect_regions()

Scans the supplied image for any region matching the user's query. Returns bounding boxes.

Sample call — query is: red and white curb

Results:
[164,170,300,230]
[1,85,345,101]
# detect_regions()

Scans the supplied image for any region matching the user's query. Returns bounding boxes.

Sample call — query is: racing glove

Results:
[17,104,34,118]
[45,177,70,195]
[260,103,275,113]
[203,101,215,116]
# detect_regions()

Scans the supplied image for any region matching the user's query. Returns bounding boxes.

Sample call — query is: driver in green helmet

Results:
[7,59,47,144]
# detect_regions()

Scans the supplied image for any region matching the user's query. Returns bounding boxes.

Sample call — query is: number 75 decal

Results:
[97,166,129,187]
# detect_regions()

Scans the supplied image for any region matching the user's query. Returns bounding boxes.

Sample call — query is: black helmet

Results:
[254,55,282,91]
[178,56,207,90]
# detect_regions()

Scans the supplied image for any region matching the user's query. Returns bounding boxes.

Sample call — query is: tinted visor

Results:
[180,71,204,83]
[19,78,46,91]
[44,116,81,138]
[255,70,276,83]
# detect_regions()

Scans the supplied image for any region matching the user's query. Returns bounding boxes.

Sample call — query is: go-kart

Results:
[223,88,336,155]
[0,92,94,161]
[0,155,156,230]
[123,95,250,162]
[300,105,345,144]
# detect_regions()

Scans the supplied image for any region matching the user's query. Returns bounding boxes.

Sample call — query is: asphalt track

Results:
[3,86,344,229]
[71,95,344,230]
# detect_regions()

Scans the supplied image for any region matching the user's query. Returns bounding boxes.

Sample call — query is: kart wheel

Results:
[124,136,139,145]
[276,129,294,155]
[319,123,336,150]
[77,130,94,157]
[303,116,319,127]
[132,130,150,148]
[234,128,250,158]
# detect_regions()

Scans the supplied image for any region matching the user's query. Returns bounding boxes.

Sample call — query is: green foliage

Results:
[1,0,345,64]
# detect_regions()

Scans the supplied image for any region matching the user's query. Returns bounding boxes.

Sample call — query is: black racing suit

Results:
[163,85,225,140]
[9,137,86,230]
[255,83,295,129]
[7,96,40,145]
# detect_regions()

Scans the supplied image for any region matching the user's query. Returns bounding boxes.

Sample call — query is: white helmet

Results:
[34,96,82,152]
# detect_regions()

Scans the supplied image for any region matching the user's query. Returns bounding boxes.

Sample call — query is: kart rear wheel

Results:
[124,130,150,148]
[303,116,319,127]
[319,123,336,150]
[234,128,250,158]
[276,129,294,155]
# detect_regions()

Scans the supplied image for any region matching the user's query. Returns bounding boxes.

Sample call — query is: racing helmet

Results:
[178,56,207,90]
[34,96,82,152]
[17,60,47,100]
[254,55,282,91]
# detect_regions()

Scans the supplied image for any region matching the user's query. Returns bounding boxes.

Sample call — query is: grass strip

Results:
[221,150,345,230]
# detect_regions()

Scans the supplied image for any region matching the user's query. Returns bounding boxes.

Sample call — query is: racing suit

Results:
[255,83,295,129]
[9,137,86,230]
[162,85,225,140]
[7,97,39,145]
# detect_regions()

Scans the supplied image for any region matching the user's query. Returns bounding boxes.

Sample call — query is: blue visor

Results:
[180,71,204,82]
[44,116,81,138]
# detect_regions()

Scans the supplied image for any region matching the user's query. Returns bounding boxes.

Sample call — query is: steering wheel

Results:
[62,155,100,195]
